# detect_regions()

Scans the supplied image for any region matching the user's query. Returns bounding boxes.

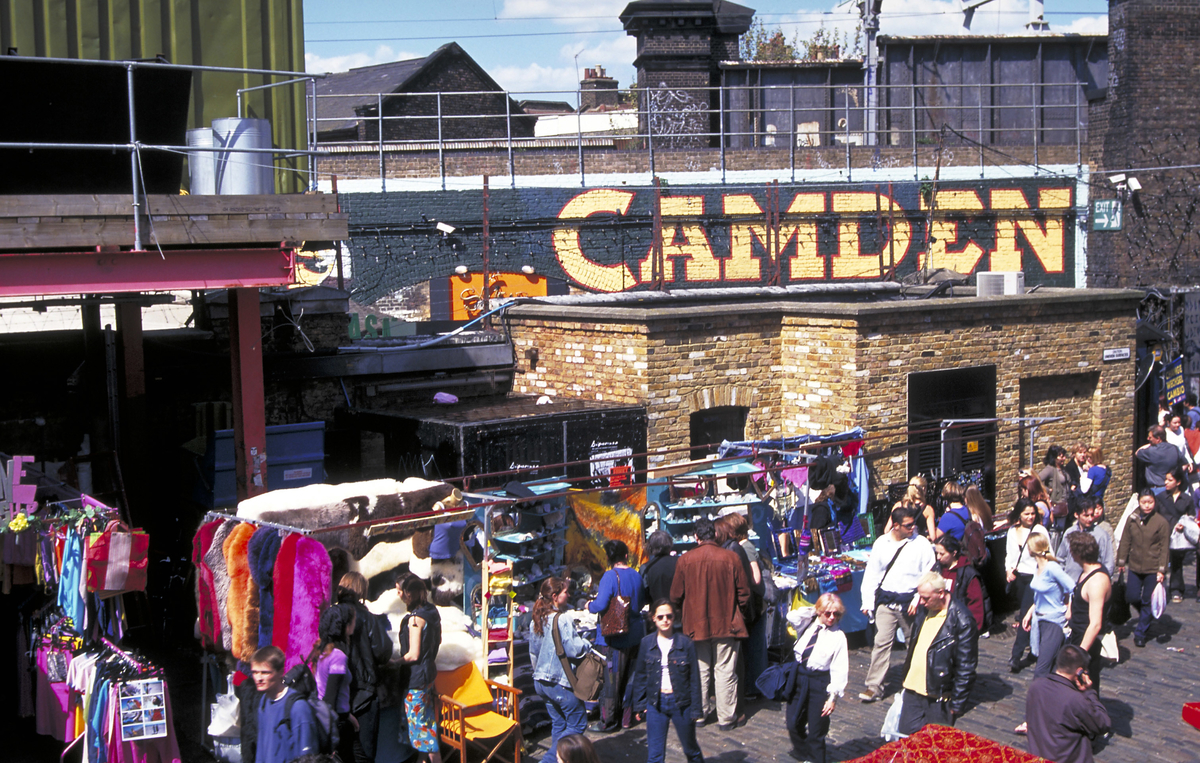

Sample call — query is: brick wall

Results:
[315,144,1082,185]
[506,289,1139,507]
[1087,0,1200,287]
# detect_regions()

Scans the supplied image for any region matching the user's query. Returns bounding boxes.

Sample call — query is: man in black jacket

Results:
[896,571,979,735]
[1026,644,1110,763]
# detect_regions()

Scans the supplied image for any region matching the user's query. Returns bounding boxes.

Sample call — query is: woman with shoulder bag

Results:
[632,600,705,763]
[587,540,645,732]
[1158,466,1196,603]
[529,578,591,763]
[1005,498,1049,673]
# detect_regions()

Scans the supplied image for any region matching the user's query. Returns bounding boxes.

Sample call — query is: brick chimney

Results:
[580,65,619,111]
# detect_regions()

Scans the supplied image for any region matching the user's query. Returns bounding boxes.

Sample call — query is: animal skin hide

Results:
[236,477,457,558]
[272,533,300,655]
[248,529,282,649]
[286,535,332,673]
[191,520,224,651]
[206,520,237,652]
[355,539,411,581]
[223,522,259,662]
[365,590,479,671]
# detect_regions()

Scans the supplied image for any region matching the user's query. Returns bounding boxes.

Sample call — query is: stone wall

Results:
[507,289,1140,507]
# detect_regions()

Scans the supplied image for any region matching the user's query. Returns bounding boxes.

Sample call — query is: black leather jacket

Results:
[901,598,978,715]
[630,631,704,719]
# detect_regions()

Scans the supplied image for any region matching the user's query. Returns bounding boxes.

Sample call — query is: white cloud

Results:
[492,62,580,95]
[304,45,421,74]
[494,34,637,95]
[1059,16,1108,34]
[865,0,1105,37]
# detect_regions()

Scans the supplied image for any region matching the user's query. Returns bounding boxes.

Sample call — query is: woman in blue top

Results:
[1014,532,1076,735]
[935,481,972,541]
[528,577,592,763]
[586,540,645,732]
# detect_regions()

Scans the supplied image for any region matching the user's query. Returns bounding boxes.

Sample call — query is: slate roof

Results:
[314,42,506,137]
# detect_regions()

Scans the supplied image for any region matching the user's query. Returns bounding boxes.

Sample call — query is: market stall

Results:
[2,454,181,761]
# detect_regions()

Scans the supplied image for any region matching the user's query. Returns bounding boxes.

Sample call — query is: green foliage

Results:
[740,20,864,63]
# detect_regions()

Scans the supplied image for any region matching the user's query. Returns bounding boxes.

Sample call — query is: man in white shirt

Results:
[785,593,849,763]
[1165,414,1195,469]
[858,505,937,703]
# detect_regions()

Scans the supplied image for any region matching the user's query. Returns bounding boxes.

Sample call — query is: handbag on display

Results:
[552,613,605,702]
[599,569,631,638]
[84,520,150,594]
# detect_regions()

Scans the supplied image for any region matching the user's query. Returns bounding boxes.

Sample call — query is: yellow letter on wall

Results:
[553,190,638,292]
[781,193,826,281]
[724,194,769,281]
[830,192,912,279]
[920,190,985,273]
[989,188,1071,273]
[639,196,720,284]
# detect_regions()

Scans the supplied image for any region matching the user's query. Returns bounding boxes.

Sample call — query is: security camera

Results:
[1126,177,1142,192]
[436,222,456,235]
[1108,173,1126,185]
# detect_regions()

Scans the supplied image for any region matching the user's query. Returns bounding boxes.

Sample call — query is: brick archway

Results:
[687,385,758,413]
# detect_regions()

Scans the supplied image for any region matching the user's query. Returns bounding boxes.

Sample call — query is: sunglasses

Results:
[654,613,675,621]
[817,610,842,620]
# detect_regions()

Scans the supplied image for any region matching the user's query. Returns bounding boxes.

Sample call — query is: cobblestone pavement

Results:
[534,597,1200,763]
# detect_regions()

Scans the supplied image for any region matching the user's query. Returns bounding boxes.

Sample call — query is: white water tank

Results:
[212,118,274,195]
[976,271,1025,296]
[186,128,217,195]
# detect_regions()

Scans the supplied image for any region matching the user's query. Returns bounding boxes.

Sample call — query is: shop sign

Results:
[1165,356,1187,405]
[2,455,38,520]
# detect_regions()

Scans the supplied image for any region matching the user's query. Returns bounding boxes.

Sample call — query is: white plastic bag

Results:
[1100,631,1119,662]
[880,691,908,742]
[1151,581,1167,620]
[207,685,241,738]
[1170,515,1200,550]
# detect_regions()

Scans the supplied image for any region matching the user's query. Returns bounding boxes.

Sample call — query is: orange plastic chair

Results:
[434,662,522,763]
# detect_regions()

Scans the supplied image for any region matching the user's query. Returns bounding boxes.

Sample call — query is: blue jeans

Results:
[646,693,704,763]
[1129,570,1160,639]
[535,680,587,763]
[744,614,769,695]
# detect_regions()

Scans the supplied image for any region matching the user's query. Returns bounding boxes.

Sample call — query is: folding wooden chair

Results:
[435,662,522,763]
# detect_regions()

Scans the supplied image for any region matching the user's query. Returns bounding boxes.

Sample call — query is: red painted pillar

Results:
[229,288,268,500]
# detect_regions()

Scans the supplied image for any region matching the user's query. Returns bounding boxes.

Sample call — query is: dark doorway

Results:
[908,366,997,499]
[690,406,748,457]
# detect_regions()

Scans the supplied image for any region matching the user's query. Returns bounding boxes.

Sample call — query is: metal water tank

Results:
[186,128,217,195]
[212,117,275,194]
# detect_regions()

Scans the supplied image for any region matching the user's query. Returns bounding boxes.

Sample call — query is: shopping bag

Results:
[1151,581,1167,620]
[85,520,150,594]
[207,685,241,738]
[880,692,907,742]
[1110,573,1131,625]
[1100,631,1119,663]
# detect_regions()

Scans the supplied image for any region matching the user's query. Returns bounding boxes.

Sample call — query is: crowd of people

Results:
[240,407,1200,763]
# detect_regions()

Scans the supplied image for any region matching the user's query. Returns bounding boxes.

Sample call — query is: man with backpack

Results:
[252,645,319,763]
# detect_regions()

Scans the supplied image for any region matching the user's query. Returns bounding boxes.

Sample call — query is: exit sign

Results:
[1092,199,1123,231]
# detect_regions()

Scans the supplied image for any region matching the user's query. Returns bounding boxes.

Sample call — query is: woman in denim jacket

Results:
[528,577,592,763]
[631,599,705,763]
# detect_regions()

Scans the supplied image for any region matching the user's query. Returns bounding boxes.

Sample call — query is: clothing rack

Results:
[203,511,313,536]
[98,635,156,673]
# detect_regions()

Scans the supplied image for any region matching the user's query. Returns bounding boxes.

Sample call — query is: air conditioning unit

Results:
[976,271,1024,297]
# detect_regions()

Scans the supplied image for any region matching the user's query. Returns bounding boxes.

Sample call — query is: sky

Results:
[303,0,1108,99]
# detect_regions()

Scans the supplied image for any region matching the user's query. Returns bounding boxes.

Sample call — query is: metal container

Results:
[186,128,217,195]
[213,117,275,195]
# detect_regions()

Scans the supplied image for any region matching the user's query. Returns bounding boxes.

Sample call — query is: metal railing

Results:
[311,80,1089,189]
[0,55,326,250]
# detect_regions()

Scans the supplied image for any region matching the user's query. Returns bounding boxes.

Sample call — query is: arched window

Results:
[689,406,748,457]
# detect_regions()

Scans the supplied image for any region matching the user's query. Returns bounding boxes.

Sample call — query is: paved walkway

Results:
[535,599,1200,763]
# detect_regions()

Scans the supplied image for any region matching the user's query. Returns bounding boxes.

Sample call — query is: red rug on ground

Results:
[1183,702,1200,731]
[849,725,1046,762]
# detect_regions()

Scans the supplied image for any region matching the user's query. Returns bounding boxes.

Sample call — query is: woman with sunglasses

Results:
[631,600,704,763]
[784,593,849,763]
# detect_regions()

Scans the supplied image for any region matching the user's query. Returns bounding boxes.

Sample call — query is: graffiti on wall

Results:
[344,178,1077,301]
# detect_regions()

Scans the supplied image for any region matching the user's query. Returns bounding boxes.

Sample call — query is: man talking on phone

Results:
[1025,644,1111,763]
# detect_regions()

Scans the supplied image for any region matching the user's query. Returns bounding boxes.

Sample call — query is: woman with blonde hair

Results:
[884,476,936,538]
[963,486,993,532]
[1013,533,1075,735]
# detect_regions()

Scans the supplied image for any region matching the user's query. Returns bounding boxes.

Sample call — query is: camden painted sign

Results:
[343,178,1076,300]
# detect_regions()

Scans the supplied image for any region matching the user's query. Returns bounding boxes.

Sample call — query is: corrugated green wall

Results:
[1,0,309,192]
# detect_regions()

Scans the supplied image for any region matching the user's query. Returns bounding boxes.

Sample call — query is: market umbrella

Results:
[849,725,1047,762]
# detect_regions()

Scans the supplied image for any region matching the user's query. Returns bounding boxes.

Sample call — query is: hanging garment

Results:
[35,645,72,741]
[112,682,183,763]
[248,528,283,649]
[192,520,225,651]
[58,530,86,633]
[206,520,237,652]
[285,535,333,673]
[223,522,260,662]
[272,533,301,656]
